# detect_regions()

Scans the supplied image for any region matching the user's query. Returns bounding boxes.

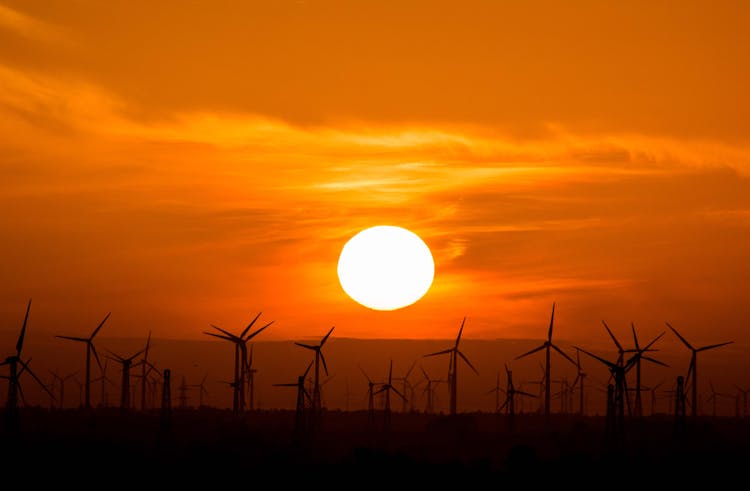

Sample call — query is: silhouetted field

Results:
[2,408,749,485]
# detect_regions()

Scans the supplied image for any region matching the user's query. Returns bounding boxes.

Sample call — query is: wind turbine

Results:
[204,312,273,415]
[1,299,54,426]
[294,325,334,414]
[514,303,576,421]
[189,373,209,408]
[486,371,504,413]
[246,344,258,411]
[48,369,79,409]
[373,359,406,428]
[570,348,587,416]
[666,322,734,418]
[424,317,478,416]
[629,326,668,417]
[735,385,750,418]
[648,380,665,416]
[55,312,110,410]
[576,332,663,434]
[393,359,417,413]
[106,347,146,412]
[419,366,444,414]
[359,365,380,425]
[138,330,152,411]
[499,364,536,430]
[91,359,115,408]
[273,361,314,440]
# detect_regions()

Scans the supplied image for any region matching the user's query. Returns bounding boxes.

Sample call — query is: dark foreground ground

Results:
[2,407,749,486]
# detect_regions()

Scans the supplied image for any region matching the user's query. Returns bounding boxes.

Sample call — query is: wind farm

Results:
[1,300,749,483]
[2,0,750,484]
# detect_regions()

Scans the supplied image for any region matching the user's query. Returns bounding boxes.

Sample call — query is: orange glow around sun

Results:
[0,0,749,348]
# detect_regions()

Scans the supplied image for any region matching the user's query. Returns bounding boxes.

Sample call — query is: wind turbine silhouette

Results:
[189,373,209,408]
[55,312,110,410]
[373,359,406,428]
[666,322,734,418]
[419,366,444,414]
[359,365,380,425]
[106,347,146,412]
[295,326,334,414]
[393,359,417,413]
[515,303,576,421]
[48,369,79,409]
[424,317,478,416]
[204,312,273,415]
[273,361,314,441]
[1,299,54,427]
[628,324,668,417]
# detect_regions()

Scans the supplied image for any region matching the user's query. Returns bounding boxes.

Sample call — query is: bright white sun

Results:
[337,225,435,311]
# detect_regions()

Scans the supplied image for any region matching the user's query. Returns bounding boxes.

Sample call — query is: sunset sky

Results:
[2,0,750,349]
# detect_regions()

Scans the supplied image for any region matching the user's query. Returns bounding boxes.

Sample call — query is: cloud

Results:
[0,3,69,45]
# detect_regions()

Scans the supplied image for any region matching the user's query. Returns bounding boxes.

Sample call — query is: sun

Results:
[337,225,435,311]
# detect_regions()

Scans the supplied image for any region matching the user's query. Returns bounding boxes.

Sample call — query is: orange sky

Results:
[2,0,750,349]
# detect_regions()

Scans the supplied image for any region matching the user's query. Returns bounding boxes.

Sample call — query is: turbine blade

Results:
[642,331,666,352]
[208,324,239,340]
[392,386,407,401]
[514,344,545,360]
[550,343,577,366]
[601,320,623,352]
[404,359,417,379]
[320,326,335,346]
[104,349,126,362]
[245,320,273,341]
[90,312,111,340]
[295,342,317,350]
[302,360,314,379]
[516,390,537,398]
[456,317,466,347]
[21,361,54,399]
[55,336,87,342]
[241,311,263,338]
[90,342,103,371]
[273,383,297,387]
[17,381,27,406]
[575,346,617,370]
[388,359,393,385]
[547,302,555,341]
[457,351,479,375]
[16,299,32,356]
[631,322,640,351]
[642,356,670,368]
[665,322,694,350]
[143,330,152,359]
[204,332,234,342]
[320,351,329,376]
[697,341,734,352]
[359,365,372,383]
[424,348,453,358]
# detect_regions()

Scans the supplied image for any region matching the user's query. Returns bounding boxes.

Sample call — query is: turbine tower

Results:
[514,303,576,421]
[1,299,54,428]
[666,322,734,419]
[424,317,478,416]
[204,312,273,415]
[294,326,335,414]
[55,311,110,410]
[373,359,406,428]
[106,347,145,412]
